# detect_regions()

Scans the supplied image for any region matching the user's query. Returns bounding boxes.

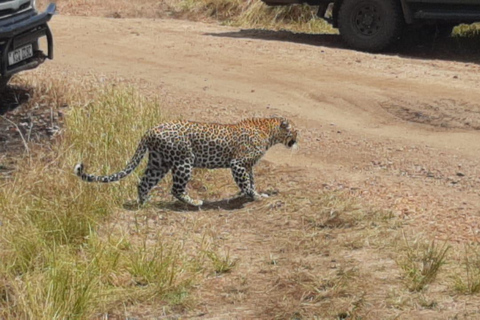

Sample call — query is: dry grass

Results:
[38,0,170,19]
[396,236,450,292]
[2,69,480,318]
[453,23,480,37]
[0,73,203,319]
[40,0,480,39]
[1,2,480,317]
[39,0,335,34]
[3,1,480,313]
[453,245,480,294]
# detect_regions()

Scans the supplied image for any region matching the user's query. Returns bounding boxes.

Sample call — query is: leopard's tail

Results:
[74,136,148,183]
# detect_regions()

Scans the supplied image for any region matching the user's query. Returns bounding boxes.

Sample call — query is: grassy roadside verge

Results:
[0,75,204,319]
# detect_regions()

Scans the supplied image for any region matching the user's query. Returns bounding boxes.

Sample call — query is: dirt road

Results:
[49,16,480,239]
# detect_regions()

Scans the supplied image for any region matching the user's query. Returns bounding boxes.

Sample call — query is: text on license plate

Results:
[8,44,33,66]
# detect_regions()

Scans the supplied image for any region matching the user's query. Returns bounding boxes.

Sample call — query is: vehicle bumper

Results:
[0,3,55,77]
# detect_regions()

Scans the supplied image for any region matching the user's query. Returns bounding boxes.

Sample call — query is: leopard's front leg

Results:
[231,161,263,201]
[248,168,269,199]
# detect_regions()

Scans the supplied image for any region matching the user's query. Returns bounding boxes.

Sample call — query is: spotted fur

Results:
[74,117,298,206]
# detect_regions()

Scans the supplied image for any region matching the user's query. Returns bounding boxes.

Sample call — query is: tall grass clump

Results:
[453,245,480,294]
[180,0,246,20]
[396,235,450,292]
[237,1,334,33]
[203,249,237,274]
[40,0,336,34]
[66,85,165,205]
[0,76,199,319]
[177,0,335,34]
[453,23,480,37]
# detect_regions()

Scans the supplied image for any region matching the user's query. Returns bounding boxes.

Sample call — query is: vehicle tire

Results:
[337,0,404,52]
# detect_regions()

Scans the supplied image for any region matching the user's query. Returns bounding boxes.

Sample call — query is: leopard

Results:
[74,116,298,207]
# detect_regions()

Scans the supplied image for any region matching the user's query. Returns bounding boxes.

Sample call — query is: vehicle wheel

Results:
[337,0,404,52]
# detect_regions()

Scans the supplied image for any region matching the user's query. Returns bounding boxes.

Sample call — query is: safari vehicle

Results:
[261,0,480,52]
[0,1,55,87]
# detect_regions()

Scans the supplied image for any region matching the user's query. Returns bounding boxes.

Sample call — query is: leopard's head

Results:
[271,117,298,148]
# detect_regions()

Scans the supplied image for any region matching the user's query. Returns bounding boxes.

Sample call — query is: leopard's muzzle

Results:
[286,131,298,148]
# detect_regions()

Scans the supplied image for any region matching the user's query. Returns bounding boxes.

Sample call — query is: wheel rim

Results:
[351,3,382,37]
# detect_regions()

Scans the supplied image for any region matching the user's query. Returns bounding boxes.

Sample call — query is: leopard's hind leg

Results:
[171,160,203,207]
[138,151,170,205]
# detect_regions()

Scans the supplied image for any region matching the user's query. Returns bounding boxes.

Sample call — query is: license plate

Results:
[8,44,33,66]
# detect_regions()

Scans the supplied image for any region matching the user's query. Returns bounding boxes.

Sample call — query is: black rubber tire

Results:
[337,0,404,52]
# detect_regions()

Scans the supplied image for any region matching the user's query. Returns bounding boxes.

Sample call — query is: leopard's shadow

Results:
[123,196,253,212]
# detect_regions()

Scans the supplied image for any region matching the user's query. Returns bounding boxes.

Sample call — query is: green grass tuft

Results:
[453,245,480,294]
[0,77,202,319]
[396,235,450,292]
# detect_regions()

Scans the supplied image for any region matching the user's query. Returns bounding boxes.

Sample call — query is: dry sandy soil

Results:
[48,15,480,240]
[5,13,480,319]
